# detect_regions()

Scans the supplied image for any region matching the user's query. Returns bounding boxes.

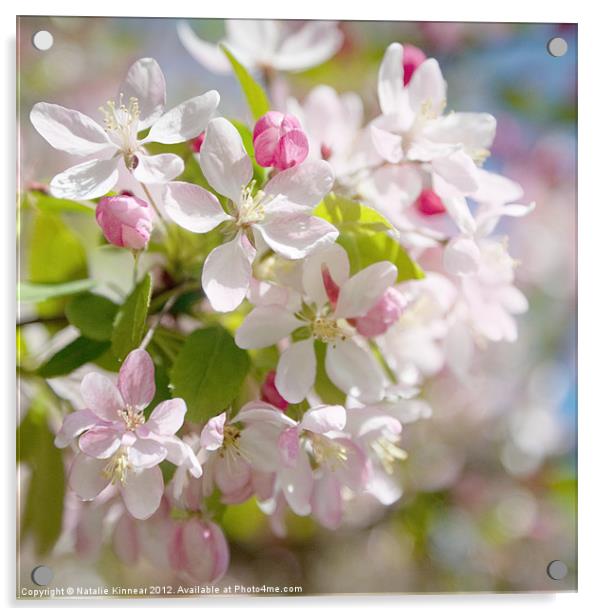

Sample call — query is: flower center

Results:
[99,94,141,164]
[118,407,146,431]
[311,317,346,344]
[103,450,130,485]
[371,436,407,474]
[309,434,348,470]
[237,181,266,227]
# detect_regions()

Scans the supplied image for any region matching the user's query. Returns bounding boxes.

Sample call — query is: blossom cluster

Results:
[27,20,533,585]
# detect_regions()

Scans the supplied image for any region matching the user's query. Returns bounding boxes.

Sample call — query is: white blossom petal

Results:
[443,236,481,275]
[202,233,256,312]
[50,158,119,200]
[235,305,302,349]
[144,399,187,436]
[54,409,102,448]
[128,438,167,469]
[120,58,166,130]
[300,404,346,434]
[264,160,334,207]
[132,153,184,184]
[275,338,316,404]
[325,339,385,403]
[302,243,349,307]
[199,118,252,202]
[177,21,232,74]
[30,102,115,157]
[408,58,447,115]
[163,181,231,233]
[80,373,124,422]
[146,91,220,144]
[335,261,397,319]
[120,466,164,519]
[278,450,314,516]
[69,454,111,500]
[377,43,406,116]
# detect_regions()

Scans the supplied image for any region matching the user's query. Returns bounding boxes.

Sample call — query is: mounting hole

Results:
[31,565,53,586]
[547,37,568,58]
[32,30,54,51]
[546,560,568,580]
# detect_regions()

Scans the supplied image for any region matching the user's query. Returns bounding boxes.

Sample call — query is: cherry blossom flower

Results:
[163,117,338,312]
[235,244,397,403]
[253,111,309,170]
[30,58,219,199]
[370,43,496,194]
[95,194,153,250]
[54,349,201,519]
[177,19,343,75]
[171,406,293,506]
[268,404,368,529]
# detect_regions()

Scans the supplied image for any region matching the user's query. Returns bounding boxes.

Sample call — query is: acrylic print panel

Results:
[17,17,577,598]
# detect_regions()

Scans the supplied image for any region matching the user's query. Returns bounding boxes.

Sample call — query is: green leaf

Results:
[171,327,250,422]
[221,45,270,120]
[23,190,94,215]
[66,292,119,341]
[111,273,152,361]
[18,404,65,555]
[313,340,346,405]
[19,279,94,303]
[337,229,424,282]
[314,193,396,234]
[37,336,110,378]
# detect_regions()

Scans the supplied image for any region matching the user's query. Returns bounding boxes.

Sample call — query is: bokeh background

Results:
[17,17,577,594]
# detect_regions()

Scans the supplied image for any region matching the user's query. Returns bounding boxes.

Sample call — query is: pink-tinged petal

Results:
[278,450,314,516]
[69,454,111,501]
[402,44,427,85]
[232,401,297,426]
[325,340,385,403]
[258,202,338,259]
[423,112,496,158]
[177,21,233,74]
[132,153,184,184]
[54,409,102,448]
[443,236,481,275]
[128,438,167,469]
[118,349,155,410]
[370,122,404,164]
[275,338,317,404]
[321,264,341,307]
[407,58,447,115]
[161,436,202,477]
[300,405,346,434]
[272,21,343,71]
[335,261,397,319]
[30,102,114,156]
[79,427,121,459]
[275,129,309,170]
[206,522,230,582]
[120,58,166,131]
[145,398,186,436]
[377,43,405,116]
[163,181,231,233]
[475,201,535,238]
[202,233,256,312]
[112,513,140,565]
[75,504,106,561]
[235,305,302,349]
[471,169,524,205]
[331,437,369,489]
[248,277,292,307]
[147,91,220,144]
[353,287,406,337]
[302,243,349,307]
[261,370,289,410]
[278,426,300,466]
[311,472,343,529]
[81,373,124,422]
[214,455,251,495]
[120,466,164,519]
[253,126,280,168]
[367,469,403,506]
[263,160,334,207]
[199,118,253,202]
[238,423,291,473]
[200,412,227,450]
[50,158,119,200]
[431,150,479,194]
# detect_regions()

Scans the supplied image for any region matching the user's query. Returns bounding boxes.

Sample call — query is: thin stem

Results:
[369,339,398,386]
[139,181,168,230]
[139,293,179,351]
[132,250,140,286]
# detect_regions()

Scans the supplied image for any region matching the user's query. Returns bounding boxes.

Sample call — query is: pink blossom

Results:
[55,349,201,520]
[260,370,288,410]
[168,518,229,584]
[96,194,153,250]
[253,111,309,170]
[352,287,407,337]
[402,44,426,85]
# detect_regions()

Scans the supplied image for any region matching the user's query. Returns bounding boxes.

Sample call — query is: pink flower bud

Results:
[321,264,340,307]
[168,519,229,584]
[261,370,288,411]
[402,44,427,85]
[353,287,406,337]
[253,111,309,170]
[414,189,446,216]
[96,195,153,250]
[190,131,205,153]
